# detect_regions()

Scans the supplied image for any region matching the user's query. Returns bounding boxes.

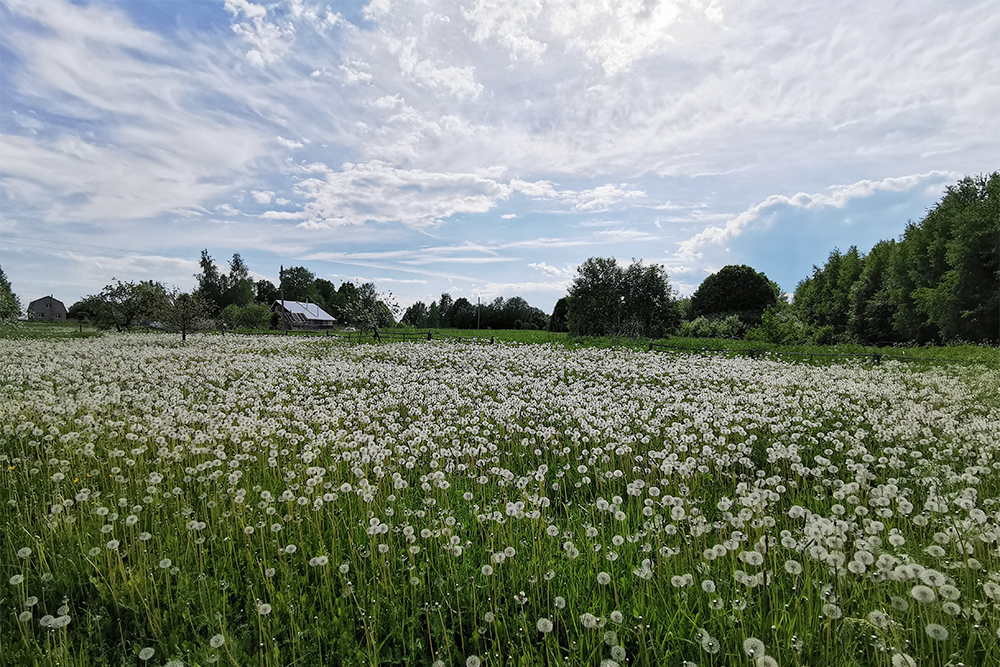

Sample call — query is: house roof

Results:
[273,300,335,321]
[28,296,66,309]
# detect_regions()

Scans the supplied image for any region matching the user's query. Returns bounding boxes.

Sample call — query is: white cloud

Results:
[277,136,304,149]
[387,36,483,99]
[252,190,274,204]
[511,180,646,211]
[293,161,512,229]
[215,203,241,216]
[673,171,960,259]
[476,279,573,298]
[225,0,295,67]
[262,210,306,220]
[0,0,271,222]
[501,213,518,219]
[529,262,575,278]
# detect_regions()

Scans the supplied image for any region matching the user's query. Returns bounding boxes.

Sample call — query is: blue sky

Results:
[1,0,997,313]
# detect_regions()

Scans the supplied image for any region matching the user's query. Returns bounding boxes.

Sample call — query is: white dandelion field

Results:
[1,335,998,667]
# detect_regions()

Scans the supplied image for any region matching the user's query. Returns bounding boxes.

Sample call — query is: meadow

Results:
[1,333,997,667]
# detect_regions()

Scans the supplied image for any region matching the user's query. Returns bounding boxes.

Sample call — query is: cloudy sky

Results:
[1,0,997,313]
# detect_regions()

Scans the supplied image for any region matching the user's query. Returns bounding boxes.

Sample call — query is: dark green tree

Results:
[255,279,279,305]
[621,260,680,338]
[691,264,777,326]
[848,240,900,344]
[793,247,863,340]
[900,173,999,342]
[401,301,429,327]
[160,290,212,341]
[0,265,22,324]
[549,297,569,332]
[223,253,255,308]
[279,266,317,302]
[438,293,454,328]
[312,279,338,315]
[194,250,226,315]
[427,301,441,328]
[566,257,625,336]
[88,280,169,332]
[449,298,477,329]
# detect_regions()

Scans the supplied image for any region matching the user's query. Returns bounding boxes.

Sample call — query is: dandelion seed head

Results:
[925,623,949,641]
[910,585,936,604]
[743,637,766,657]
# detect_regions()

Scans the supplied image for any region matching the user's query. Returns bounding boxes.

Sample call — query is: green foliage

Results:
[255,279,279,305]
[160,290,213,341]
[797,173,999,346]
[567,257,623,336]
[0,264,22,323]
[401,301,429,327]
[449,297,477,328]
[344,282,398,334]
[549,297,569,332]
[437,292,454,328]
[567,257,679,337]
[898,173,999,343]
[794,247,864,341]
[86,280,170,332]
[676,314,748,340]
[690,264,777,325]
[848,240,900,344]
[279,266,317,302]
[194,251,256,315]
[745,306,814,345]
[427,300,441,328]
[221,303,273,330]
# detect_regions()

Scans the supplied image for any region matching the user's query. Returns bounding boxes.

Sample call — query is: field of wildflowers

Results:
[1,334,997,667]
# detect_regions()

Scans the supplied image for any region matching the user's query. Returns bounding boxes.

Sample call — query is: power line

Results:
[1,234,149,256]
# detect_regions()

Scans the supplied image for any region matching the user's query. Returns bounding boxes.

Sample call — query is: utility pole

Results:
[477,296,481,330]
[280,265,287,332]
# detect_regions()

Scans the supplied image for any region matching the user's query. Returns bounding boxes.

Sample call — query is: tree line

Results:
[400,294,549,330]
[3,173,995,346]
[788,173,998,344]
[556,172,998,346]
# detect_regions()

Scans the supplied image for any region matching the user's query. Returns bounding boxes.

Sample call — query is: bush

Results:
[676,315,748,340]
[745,307,815,345]
[222,303,273,330]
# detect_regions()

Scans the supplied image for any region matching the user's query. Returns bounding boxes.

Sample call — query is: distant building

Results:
[272,300,336,329]
[28,296,67,321]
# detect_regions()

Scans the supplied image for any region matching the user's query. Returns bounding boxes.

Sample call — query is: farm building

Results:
[272,300,336,329]
[28,296,67,321]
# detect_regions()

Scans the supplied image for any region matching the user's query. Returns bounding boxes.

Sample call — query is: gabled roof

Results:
[273,300,335,321]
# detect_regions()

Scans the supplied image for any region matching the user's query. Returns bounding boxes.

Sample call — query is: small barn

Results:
[272,300,336,329]
[28,296,67,321]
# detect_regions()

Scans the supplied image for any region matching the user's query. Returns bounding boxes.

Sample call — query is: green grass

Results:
[0,321,102,340]
[1,334,997,667]
[9,321,996,366]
